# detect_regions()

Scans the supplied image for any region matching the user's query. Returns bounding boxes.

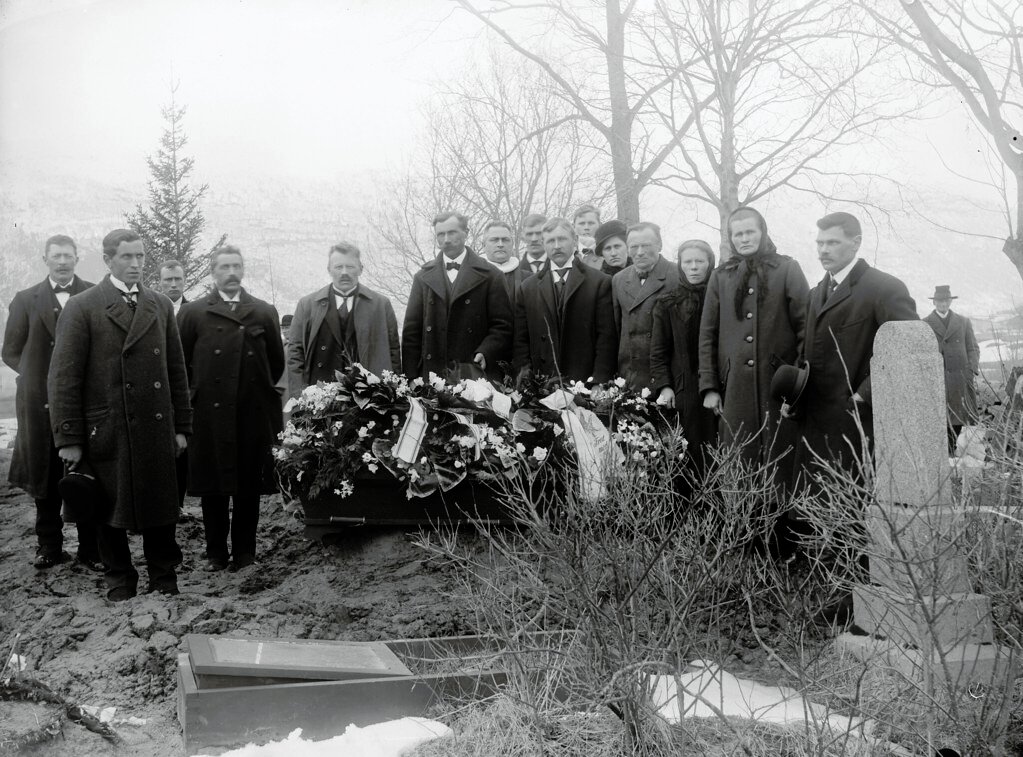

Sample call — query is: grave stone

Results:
[836,321,1015,691]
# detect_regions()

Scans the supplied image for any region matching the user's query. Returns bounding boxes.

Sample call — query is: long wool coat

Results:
[649,278,718,458]
[513,259,617,384]
[698,254,809,464]
[48,276,192,530]
[923,310,980,425]
[178,289,285,497]
[612,255,680,390]
[287,283,400,395]
[402,248,513,380]
[794,259,918,478]
[3,276,93,498]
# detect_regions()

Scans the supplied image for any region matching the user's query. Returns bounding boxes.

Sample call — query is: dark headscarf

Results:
[601,257,633,276]
[662,240,715,373]
[721,206,780,321]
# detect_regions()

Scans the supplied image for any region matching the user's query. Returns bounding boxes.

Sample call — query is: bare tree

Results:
[370,49,613,305]
[647,0,915,259]
[862,0,1023,280]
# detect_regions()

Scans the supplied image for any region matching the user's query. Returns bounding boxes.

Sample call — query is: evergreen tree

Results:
[126,83,210,289]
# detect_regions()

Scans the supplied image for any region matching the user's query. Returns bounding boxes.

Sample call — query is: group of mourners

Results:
[3,203,980,604]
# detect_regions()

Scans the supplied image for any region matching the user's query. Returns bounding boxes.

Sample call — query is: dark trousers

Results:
[96,522,180,592]
[175,449,188,510]
[35,445,99,560]
[201,494,259,563]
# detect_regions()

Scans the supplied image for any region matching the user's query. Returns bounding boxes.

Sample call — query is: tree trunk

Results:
[1005,165,1023,280]
[605,0,639,224]
[717,74,740,261]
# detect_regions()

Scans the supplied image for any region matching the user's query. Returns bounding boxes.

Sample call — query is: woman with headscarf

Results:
[650,240,718,472]
[697,207,809,473]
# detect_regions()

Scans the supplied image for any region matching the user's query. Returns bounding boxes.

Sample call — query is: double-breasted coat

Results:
[178,289,285,497]
[698,254,809,464]
[287,283,400,395]
[47,276,192,530]
[513,259,617,384]
[612,255,679,390]
[3,276,93,498]
[402,248,513,380]
[794,259,918,477]
[923,310,980,426]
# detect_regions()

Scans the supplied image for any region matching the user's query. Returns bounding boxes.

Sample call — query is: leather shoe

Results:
[206,558,229,572]
[75,554,105,573]
[107,585,137,602]
[33,550,70,570]
[148,583,179,596]
[230,553,255,571]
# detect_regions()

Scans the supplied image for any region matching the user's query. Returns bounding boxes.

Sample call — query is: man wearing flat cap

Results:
[924,285,980,452]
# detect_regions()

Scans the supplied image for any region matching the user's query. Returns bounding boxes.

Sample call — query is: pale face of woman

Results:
[729,215,762,256]
[601,236,628,268]
[679,246,711,284]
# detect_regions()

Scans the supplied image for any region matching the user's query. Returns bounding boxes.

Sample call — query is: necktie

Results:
[339,295,349,321]
[554,270,566,306]
[823,275,837,304]
[122,291,137,312]
[532,261,542,273]
[229,301,238,312]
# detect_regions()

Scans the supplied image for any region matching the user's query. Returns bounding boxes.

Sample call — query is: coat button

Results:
[464,298,470,304]
[321,345,327,350]
[155,413,163,420]
[154,381,161,389]
[213,402,220,408]
[745,312,753,319]
[746,359,754,367]
[43,403,48,409]
[62,422,70,429]
[50,341,54,347]
[214,349,221,355]
[426,326,433,332]
[248,351,254,356]
[426,353,432,360]
[745,335,753,343]
[747,288,754,295]
[316,362,323,368]
[239,325,245,330]
[125,382,133,390]
[154,348,160,355]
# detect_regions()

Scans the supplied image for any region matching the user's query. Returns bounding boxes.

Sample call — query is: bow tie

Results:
[445,262,461,272]
[54,284,72,293]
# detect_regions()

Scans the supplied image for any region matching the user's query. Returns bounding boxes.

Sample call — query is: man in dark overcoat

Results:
[160,259,189,511]
[482,220,528,308]
[288,241,400,394]
[178,246,284,571]
[402,212,512,381]
[3,234,100,570]
[612,222,679,390]
[513,218,617,384]
[48,229,191,600]
[793,212,918,481]
[517,214,548,276]
[923,285,980,451]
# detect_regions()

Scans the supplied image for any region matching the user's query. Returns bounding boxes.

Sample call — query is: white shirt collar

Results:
[830,256,858,286]
[50,277,74,290]
[218,289,240,303]
[526,252,547,266]
[171,297,183,315]
[489,257,521,274]
[935,309,950,319]
[109,276,139,294]
[442,249,467,267]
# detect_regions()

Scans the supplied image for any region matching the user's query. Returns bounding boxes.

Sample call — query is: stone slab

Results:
[835,634,1018,690]
[871,321,951,508]
[865,504,970,593]
[852,586,993,648]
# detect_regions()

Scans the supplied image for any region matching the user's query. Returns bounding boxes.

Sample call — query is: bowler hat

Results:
[770,361,810,407]
[594,220,628,257]
[58,460,103,523]
[930,285,957,300]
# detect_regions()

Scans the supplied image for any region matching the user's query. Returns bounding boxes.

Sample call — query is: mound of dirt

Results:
[0,449,482,756]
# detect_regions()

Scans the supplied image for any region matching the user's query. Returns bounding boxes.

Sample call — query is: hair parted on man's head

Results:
[159,259,184,274]
[627,221,662,246]
[520,213,547,229]
[210,244,243,270]
[44,234,77,256]
[572,204,601,222]
[541,217,575,237]
[329,241,363,262]
[816,211,861,239]
[432,211,469,232]
[482,220,512,236]
[102,229,141,257]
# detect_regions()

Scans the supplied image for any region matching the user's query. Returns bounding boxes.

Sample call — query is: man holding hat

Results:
[924,285,980,452]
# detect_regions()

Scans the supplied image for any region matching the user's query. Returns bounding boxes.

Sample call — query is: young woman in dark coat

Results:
[594,220,633,276]
[650,240,718,473]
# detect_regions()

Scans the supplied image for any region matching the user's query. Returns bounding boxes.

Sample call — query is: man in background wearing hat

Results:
[594,220,632,277]
[481,220,527,308]
[514,218,617,385]
[3,234,101,572]
[924,285,980,453]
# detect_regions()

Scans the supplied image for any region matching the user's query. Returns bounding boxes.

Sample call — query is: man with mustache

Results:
[402,212,512,381]
[48,229,191,600]
[517,214,549,276]
[178,246,284,571]
[288,241,401,394]
[4,234,101,572]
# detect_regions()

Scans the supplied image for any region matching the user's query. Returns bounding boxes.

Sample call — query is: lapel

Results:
[421,258,449,302]
[352,287,376,357]
[323,288,345,346]
[450,249,489,301]
[563,259,586,309]
[536,266,560,337]
[628,255,669,312]
[308,284,332,345]
[101,277,137,336]
[929,311,949,338]
[34,279,60,339]
[206,288,252,326]
[123,286,159,351]
[819,259,867,316]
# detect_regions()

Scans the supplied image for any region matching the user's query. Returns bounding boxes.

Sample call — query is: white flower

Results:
[428,372,447,391]
[361,452,374,463]
[640,387,651,399]
[357,426,369,438]
[532,446,548,463]
[283,397,298,413]
[454,460,463,469]
[456,435,476,448]
[614,377,627,388]
[515,443,526,454]
[458,378,493,403]
[297,470,304,481]
[367,463,379,474]
[333,488,341,495]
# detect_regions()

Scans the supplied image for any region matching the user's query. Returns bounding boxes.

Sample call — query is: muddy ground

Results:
[0,448,480,755]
